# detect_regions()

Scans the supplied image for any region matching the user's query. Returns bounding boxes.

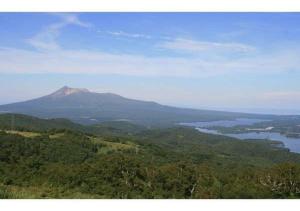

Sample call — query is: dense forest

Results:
[0,114,300,199]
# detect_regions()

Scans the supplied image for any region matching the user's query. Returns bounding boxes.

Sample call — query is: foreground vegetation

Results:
[0,114,300,199]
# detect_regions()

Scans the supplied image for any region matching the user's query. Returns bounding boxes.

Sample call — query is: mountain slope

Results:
[0,86,274,126]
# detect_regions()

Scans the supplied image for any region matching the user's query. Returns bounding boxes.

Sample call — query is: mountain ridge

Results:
[0,86,277,126]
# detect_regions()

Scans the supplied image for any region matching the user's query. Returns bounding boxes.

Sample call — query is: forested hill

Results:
[0,113,300,199]
[0,113,83,131]
[0,113,146,136]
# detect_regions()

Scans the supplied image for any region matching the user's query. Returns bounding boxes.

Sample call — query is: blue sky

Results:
[0,13,300,114]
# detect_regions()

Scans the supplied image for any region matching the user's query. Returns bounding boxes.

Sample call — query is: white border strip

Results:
[1,200,300,211]
[0,0,300,12]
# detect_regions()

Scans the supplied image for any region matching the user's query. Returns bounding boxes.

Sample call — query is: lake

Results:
[181,118,300,154]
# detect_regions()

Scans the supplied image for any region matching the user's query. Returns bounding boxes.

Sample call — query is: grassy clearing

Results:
[49,133,65,139]
[4,130,41,138]
[0,183,98,199]
[2,130,65,139]
[90,137,137,154]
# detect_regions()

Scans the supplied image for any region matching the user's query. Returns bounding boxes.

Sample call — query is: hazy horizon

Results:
[1,13,300,114]
[0,85,300,116]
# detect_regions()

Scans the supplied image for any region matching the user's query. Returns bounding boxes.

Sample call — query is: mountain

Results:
[0,86,274,127]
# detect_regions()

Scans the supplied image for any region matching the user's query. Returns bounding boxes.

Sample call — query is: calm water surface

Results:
[182,118,300,154]
[181,118,268,128]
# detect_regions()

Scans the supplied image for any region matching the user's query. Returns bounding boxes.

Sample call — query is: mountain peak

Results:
[50,86,90,98]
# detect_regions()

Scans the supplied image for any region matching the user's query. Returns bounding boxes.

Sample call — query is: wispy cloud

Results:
[159,38,256,54]
[0,45,300,77]
[1,14,300,78]
[0,47,205,77]
[101,30,152,39]
[27,13,92,51]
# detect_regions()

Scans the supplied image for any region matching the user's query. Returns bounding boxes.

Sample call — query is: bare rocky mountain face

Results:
[49,86,90,98]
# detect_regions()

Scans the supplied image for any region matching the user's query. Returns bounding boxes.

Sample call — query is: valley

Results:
[1,113,300,198]
[0,87,300,199]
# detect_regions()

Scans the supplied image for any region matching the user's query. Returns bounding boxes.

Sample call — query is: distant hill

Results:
[0,113,146,136]
[0,113,82,132]
[0,86,275,127]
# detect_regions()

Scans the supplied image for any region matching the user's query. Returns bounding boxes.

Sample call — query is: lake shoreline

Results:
[181,118,300,154]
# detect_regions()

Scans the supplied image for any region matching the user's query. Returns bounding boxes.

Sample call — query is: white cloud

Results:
[159,38,256,53]
[0,45,300,77]
[1,15,300,78]
[53,13,92,28]
[0,47,205,77]
[27,13,92,51]
[103,30,152,39]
